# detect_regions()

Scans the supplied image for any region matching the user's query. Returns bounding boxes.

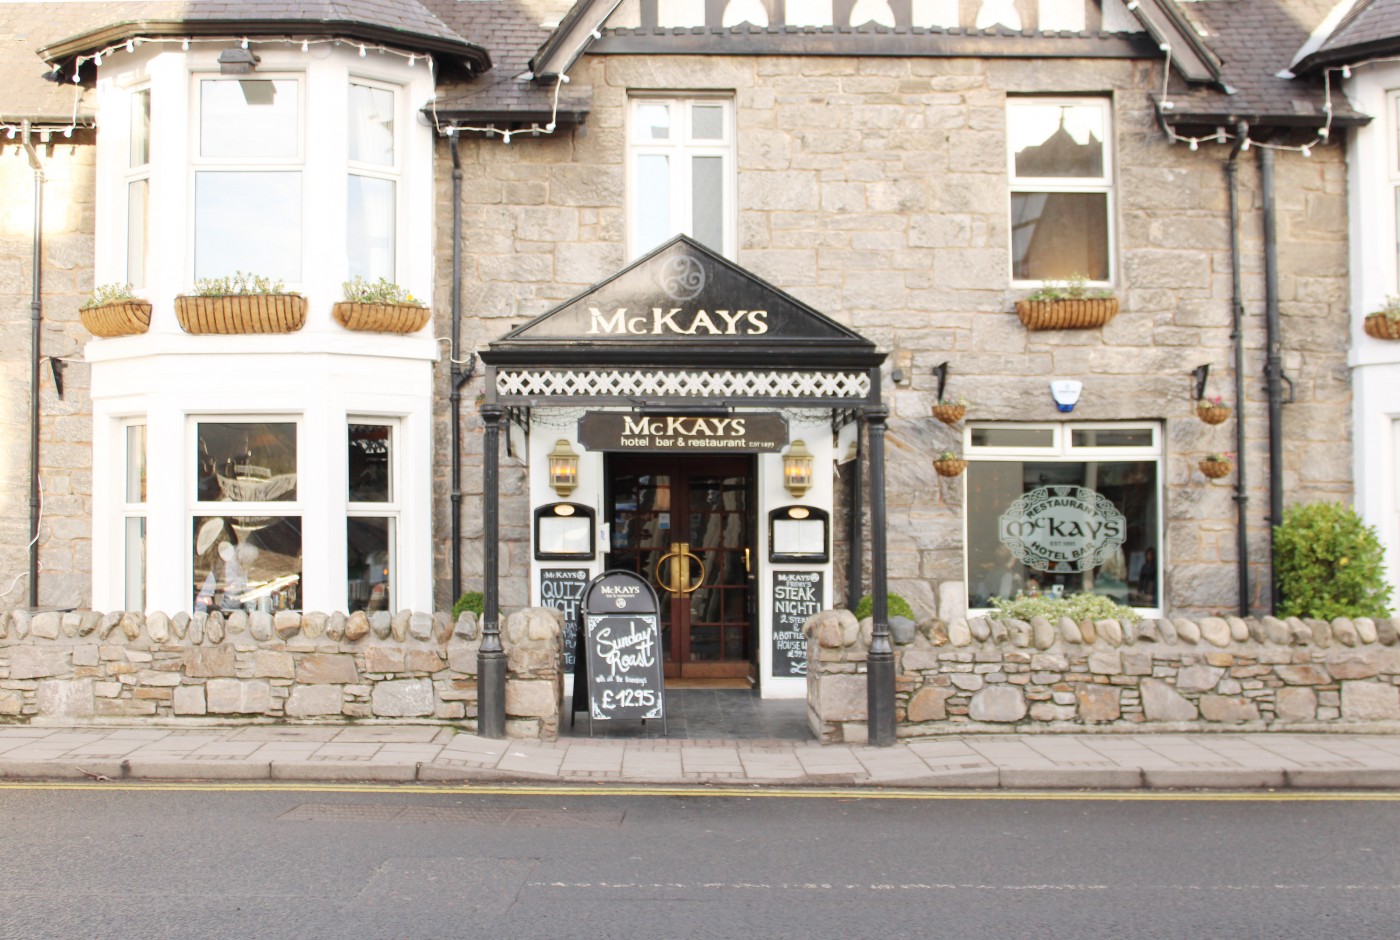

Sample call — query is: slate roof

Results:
[1156,0,1367,129]
[1296,0,1400,71]
[0,4,105,121]
[426,0,590,123]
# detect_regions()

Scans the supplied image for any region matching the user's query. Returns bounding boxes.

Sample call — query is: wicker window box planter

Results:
[80,301,151,337]
[933,457,967,478]
[1364,313,1400,340]
[1199,458,1233,480]
[332,301,431,334]
[174,294,307,335]
[1015,297,1120,331]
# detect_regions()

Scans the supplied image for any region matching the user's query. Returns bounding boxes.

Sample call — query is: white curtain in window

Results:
[348,175,395,281]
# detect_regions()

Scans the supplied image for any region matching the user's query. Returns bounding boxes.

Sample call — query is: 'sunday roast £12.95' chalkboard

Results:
[580,570,665,728]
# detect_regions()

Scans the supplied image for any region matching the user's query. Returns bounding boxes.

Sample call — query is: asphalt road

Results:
[0,784,1397,939]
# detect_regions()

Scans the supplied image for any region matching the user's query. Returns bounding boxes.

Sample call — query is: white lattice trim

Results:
[496,369,871,400]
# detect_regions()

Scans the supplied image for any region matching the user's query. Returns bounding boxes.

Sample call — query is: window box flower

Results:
[1196,395,1231,425]
[1364,299,1400,340]
[80,284,151,337]
[931,395,968,426]
[1199,453,1234,479]
[332,277,430,334]
[175,273,305,335]
[933,451,967,477]
[1015,276,1119,331]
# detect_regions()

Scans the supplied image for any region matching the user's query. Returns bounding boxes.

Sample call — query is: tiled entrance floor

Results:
[563,689,812,742]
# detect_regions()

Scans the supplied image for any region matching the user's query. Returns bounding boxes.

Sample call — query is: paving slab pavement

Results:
[3,726,1400,789]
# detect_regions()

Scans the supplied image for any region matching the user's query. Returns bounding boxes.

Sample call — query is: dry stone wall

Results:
[0,607,565,740]
[806,609,1400,743]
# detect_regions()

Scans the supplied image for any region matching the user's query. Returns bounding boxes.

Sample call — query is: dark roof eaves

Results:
[1294,34,1400,74]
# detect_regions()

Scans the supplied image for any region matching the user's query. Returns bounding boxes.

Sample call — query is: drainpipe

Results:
[21,122,44,609]
[449,132,465,603]
[1258,147,1289,611]
[1226,124,1251,616]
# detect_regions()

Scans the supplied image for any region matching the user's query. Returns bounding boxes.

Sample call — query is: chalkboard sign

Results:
[539,568,588,672]
[772,570,824,677]
[581,570,666,728]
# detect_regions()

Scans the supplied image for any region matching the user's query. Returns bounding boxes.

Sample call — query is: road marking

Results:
[0,782,1399,801]
[522,881,1400,893]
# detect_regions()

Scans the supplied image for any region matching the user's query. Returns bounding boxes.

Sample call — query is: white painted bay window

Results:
[347,420,398,613]
[192,76,303,283]
[628,96,734,259]
[191,419,303,613]
[964,423,1161,612]
[1008,97,1114,284]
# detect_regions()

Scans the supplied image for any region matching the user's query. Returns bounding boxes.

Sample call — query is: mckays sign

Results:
[578,413,788,452]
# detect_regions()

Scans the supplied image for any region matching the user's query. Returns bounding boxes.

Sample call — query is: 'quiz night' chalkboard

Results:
[771,570,823,677]
[539,568,588,672]
[581,570,665,724]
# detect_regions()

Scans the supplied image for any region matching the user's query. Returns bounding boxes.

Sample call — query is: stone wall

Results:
[806,609,1400,743]
[433,53,1353,617]
[0,606,565,740]
[0,137,97,611]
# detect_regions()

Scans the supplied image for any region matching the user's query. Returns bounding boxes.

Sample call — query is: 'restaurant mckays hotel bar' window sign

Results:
[963,423,1162,614]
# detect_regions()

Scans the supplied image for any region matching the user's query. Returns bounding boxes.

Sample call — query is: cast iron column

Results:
[477,402,506,738]
[865,406,895,746]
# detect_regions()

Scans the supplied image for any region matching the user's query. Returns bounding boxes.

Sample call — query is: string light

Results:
[1188,138,1198,151]
[302,40,309,52]
[359,44,367,57]
[125,39,134,53]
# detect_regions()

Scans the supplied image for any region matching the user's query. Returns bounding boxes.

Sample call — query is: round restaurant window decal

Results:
[997,485,1127,573]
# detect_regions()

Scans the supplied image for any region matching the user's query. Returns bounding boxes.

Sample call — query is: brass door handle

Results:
[656,542,705,596]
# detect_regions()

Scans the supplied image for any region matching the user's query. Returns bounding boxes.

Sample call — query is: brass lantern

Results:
[783,439,814,498]
[548,439,579,498]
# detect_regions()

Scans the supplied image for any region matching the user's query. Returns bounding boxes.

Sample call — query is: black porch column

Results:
[477,402,506,738]
[865,406,895,746]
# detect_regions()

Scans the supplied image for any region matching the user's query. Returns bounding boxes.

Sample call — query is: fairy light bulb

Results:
[1189,138,1198,151]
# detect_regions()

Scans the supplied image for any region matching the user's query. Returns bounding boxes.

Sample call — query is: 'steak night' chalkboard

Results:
[771,570,823,677]
[581,570,666,727]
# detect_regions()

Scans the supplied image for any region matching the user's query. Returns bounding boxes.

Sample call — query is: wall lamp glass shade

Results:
[548,439,579,498]
[783,439,814,498]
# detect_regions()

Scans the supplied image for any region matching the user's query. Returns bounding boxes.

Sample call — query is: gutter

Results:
[20,123,44,608]
[1258,147,1294,612]
[1225,123,1251,616]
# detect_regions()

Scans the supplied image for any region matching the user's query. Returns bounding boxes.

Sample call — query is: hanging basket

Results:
[174,294,307,335]
[1015,297,1120,331]
[332,301,431,334]
[80,301,151,337]
[1196,402,1231,425]
[933,458,967,478]
[1364,313,1400,340]
[1199,459,1233,480]
[931,403,966,425]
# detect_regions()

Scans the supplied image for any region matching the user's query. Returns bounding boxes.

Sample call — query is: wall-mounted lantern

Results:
[783,439,814,498]
[548,439,579,498]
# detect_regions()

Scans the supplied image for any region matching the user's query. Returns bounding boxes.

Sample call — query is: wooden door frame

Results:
[605,453,756,679]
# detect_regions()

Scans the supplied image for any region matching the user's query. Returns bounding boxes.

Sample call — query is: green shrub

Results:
[854,593,914,621]
[342,276,424,306]
[987,592,1141,625]
[1275,502,1393,619]
[82,283,137,309]
[452,591,485,619]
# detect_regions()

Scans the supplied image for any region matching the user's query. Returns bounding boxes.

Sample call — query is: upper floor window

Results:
[127,87,151,289]
[192,76,303,283]
[628,96,734,259]
[347,81,398,282]
[1008,97,1113,284]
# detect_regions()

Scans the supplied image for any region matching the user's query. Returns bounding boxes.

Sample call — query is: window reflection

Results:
[347,517,391,613]
[192,516,302,613]
[197,422,297,503]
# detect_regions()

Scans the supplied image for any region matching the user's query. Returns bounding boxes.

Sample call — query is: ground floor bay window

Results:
[964,423,1162,614]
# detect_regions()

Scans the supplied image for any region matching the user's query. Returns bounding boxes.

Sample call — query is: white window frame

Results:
[125,85,151,289]
[187,415,304,611]
[962,421,1163,615]
[1007,96,1115,288]
[1389,89,1400,293]
[187,71,306,287]
[121,420,148,611]
[346,417,401,614]
[346,75,404,284]
[626,94,736,260]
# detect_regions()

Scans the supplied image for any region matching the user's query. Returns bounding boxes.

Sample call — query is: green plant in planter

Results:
[1274,502,1393,619]
[192,271,291,296]
[936,394,969,407]
[1371,296,1400,323]
[82,282,138,309]
[342,276,425,307]
[854,593,914,621]
[988,592,1141,625]
[1025,273,1113,302]
[935,450,959,462]
[452,591,486,619]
